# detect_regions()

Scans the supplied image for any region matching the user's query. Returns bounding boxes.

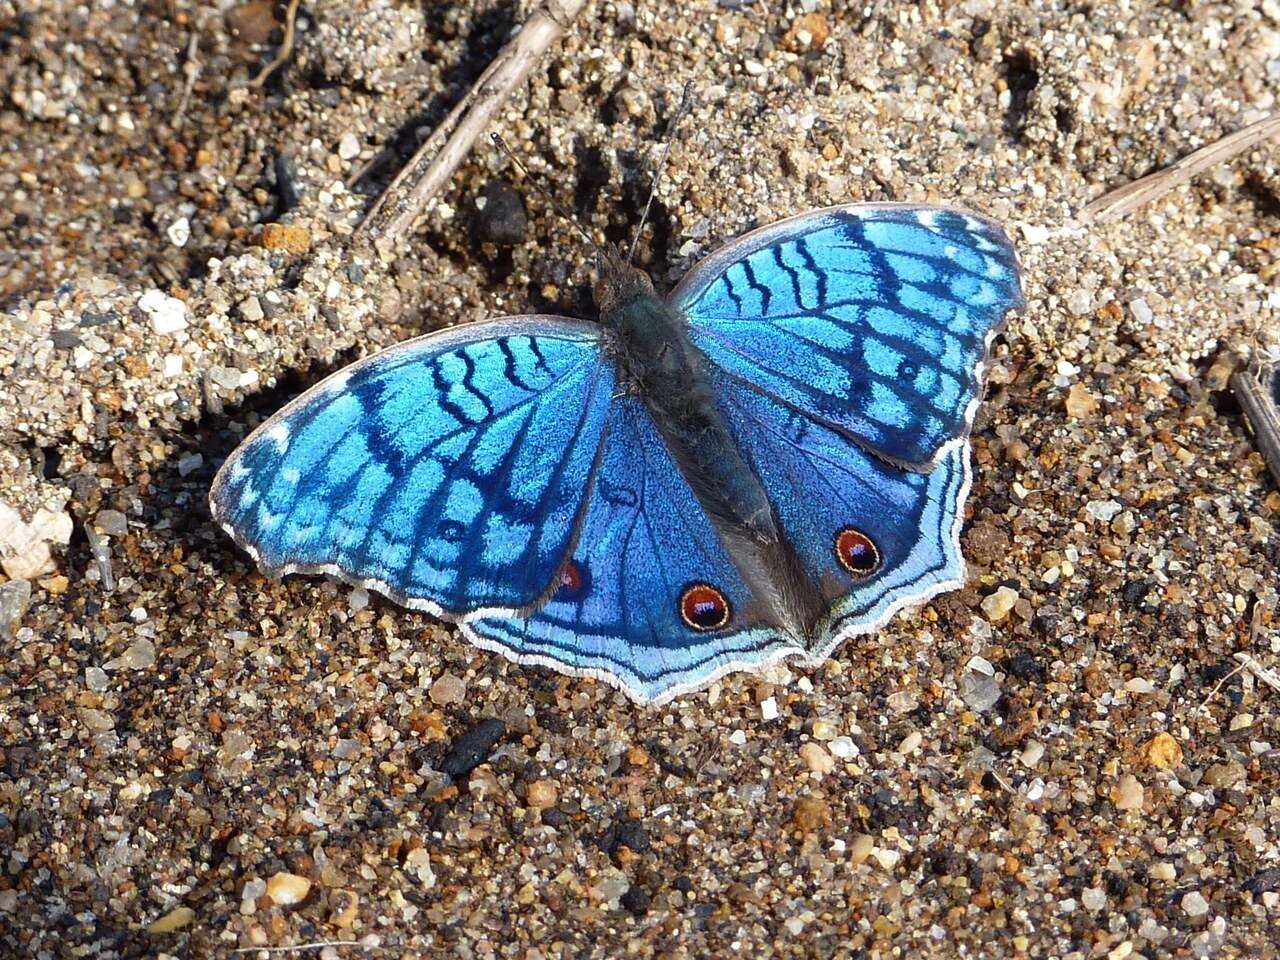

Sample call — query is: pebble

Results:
[849,834,875,865]
[440,718,505,779]
[404,848,436,887]
[1113,774,1144,811]
[166,217,190,247]
[525,779,558,810]
[146,906,195,934]
[799,742,835,774]
[1201,761,1245,789]
[329,890,359,929]
[337,132,361,160]
[238,295,264,322]
[93,510,129,537]
[810,719,838,741]
[1082,887,1106,911]
[429,672,467,705]
[0,578,33,635]
[84,666,108,691]
[265,872,312,906]
[77,706,114,732]
[792,796,830,832]
[473,180,529,247]
[829,736,857,759]
[1017,742,1044,769]
[1181,891,1210,918]
[1065,382,1099,418]
[258,223,311,253]
[1142,732,1183,770]
[960,671,1002,712]
[177,452,203,477]
[980,586,1019,622]
[117,637,156,670]
[760,696,779,721]
[137,290,188,335]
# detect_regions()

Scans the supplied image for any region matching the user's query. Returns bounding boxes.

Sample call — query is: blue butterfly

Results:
[210,203,1023,703]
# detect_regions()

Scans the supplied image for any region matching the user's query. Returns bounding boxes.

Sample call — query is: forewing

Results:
[209,317,615,618]
[672,203,1023,469]
[466,397,802,704]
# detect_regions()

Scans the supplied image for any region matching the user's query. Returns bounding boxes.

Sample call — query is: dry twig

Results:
[1232,361,1280,488]
[245,0,302,90]
[1235,654,1280,695]
[231,940,368,955]
[356,0,588,245]
[173,18,204,130]
[1079,113,1280,223]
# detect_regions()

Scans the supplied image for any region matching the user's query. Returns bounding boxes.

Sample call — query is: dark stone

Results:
[1005,650,1044,680]
[50,329,81,349]
[620,885,651,915]
[441,718,506,779]
[541,807,567,828]
[598,816,649,857]
[1122,579,1151,608]
[474,180,528,247]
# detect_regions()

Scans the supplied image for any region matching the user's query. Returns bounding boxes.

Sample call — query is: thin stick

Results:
[245,0,302,90]
[1079,113,1280,223]
[231,941,366,955]
[1196,662,1247,716]
[1235,653,1280,695]
[1233,362,1280,488]
[173,18,203,131]
[356,0,588,244]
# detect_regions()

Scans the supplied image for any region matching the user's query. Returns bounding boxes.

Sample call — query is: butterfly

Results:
[210,203,1023,704]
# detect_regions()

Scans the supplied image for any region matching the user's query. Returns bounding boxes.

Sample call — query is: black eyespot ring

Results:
[835,527,881,578]
[679,583,731,631]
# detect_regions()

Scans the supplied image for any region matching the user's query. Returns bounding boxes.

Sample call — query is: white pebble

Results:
[1181,891,1209,918]
[760,697,779,721]
[338,133,361,160]
[138,289,188,335]
[166,217,191,247]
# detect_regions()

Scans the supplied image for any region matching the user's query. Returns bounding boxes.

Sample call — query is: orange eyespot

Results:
[679,583,731,631]
[835,527,880,577]
[557,560,587,600]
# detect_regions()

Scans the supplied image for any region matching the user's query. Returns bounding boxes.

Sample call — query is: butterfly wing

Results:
[708,369,969,659]
[467,396,802,704]
[671,203,1023,469]
[209,318,615,618]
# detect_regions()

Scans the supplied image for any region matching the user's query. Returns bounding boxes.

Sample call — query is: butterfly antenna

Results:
[628,81,696,265]
[491,133,601,255]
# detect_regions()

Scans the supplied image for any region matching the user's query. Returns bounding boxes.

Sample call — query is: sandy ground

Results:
[2,0,1280,956]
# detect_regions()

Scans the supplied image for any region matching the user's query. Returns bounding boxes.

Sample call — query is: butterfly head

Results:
[593,244,656,317]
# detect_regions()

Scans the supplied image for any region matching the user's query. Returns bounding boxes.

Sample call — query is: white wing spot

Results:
[265,422,290,452]
[281,467,301,485]
[259,508,282,530]
[914,209,940,228]
[229,461,249,482]
[321,369,352,396]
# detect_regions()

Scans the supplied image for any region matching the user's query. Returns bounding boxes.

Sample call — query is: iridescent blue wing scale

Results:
[672,204,1024,469]
[210,318,615,618]
[466,397,801,704]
